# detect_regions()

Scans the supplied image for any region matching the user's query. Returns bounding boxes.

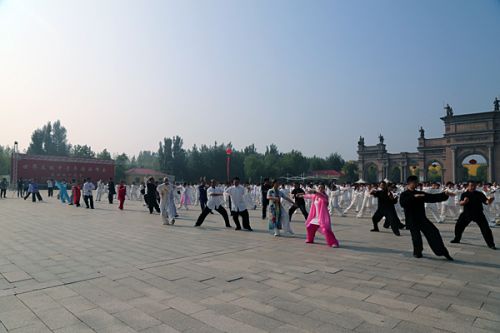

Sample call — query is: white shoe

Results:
[489,222,496,228]
[274,229,280,237]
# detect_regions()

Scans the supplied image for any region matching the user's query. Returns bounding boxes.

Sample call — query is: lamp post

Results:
[225,147,232,182]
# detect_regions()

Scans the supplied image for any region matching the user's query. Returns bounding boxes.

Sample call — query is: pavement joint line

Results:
[13,274,104,296]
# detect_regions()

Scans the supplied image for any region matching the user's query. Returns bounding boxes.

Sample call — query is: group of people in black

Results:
[371,175,496,260]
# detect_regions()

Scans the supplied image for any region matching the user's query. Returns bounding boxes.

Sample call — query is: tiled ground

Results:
[0,192,499,332]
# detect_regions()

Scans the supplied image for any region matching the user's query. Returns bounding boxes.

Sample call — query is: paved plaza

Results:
[0,193,499,333]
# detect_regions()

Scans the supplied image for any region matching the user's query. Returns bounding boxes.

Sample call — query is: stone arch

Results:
[457,151,488,183]
[426,160,443,183]
[364,163,379,183]
[388,166,401,183]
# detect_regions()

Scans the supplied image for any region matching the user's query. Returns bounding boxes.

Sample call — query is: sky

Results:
[1,0,499,160]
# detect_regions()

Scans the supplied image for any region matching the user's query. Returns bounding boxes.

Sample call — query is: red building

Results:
[11,153,115,184]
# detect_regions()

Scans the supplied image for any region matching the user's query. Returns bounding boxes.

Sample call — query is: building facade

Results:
[358,99,500,183]
[11,153,115,184]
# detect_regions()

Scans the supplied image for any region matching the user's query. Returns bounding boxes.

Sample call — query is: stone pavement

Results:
[0,192,499,333]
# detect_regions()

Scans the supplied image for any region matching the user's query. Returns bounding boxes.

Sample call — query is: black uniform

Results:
[261,183,272,219]
[452,190,495,248]
[289,187,309,220]
[145,182,160,214]
[400,189,452,259]
[371,190,401,235]
[108,181,116,204]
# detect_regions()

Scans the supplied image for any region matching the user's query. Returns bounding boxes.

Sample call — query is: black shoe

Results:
[225,225,232,228]
[370,228,379,232]
[194,224,200,227]
[393,231,401,236]
[489,245,497,250]
[444,254,454,261]
[413,253,423,258]
[235,227,242,230]
[399,224,406,229]
[245,227,253,231]
[450,239,460,244]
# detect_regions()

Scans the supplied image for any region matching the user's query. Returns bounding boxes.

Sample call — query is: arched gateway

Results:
[357,99,500,183]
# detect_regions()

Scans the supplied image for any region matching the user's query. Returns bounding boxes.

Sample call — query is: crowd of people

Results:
[5,175,499,261]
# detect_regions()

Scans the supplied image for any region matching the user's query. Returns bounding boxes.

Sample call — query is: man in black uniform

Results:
[261,178,271,220]
[107,178,116,204]
[289,182,308,221]
[370,181,401,236]
[451,181,496,249]
[400,176,454,260]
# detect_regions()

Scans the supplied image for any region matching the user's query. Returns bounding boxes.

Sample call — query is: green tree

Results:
[325,153,345,171]
[136,151,160,170]
[158,137,173,174]
[71,145,95,158]
[0,145,12,175]
[114,153,130,182]
[341,161,359,183]
[96,149,112,160]
[27,120,70,156]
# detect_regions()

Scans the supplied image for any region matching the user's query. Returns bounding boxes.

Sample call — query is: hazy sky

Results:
[1,0,499,160]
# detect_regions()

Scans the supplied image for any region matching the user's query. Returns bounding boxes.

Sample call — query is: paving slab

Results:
[0,194,499,332]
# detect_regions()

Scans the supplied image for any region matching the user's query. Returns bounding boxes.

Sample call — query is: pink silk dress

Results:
[304,193,339,247]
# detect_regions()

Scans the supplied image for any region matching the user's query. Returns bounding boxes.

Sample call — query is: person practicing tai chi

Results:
[157,177,176,225]
[400,176,454,260]
[297,184,339,248]
[117,181,126,210]
[451,181,496,250]
[225,177,252,231]
[267,179,296,237]
[370,181,402,236]
[289,182,309,221]
[195,179,231,228]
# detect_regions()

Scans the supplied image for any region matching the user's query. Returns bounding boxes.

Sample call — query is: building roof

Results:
[310,170,344,177]
[16,153,114,165]
[125,168,166,176]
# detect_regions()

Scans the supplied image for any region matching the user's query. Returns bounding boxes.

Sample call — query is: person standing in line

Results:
[0,178,7,198]
[267,179,296,237]
[95,180,104,201]
[297,184,339,248]
[261,178,271,220]
[225,177,252,231]
[117,180,126,210]
[145,177,160,214]
[399,176,454,260]
[107,178,116,204]
[72,181,81,207]
[17,178,24,198]
[328,184,344,217]
[82,178,95,209]
[440,182,458,222]
[289,182,309,221]
[56,180,71,203]
[198,180,208,211]
[451,181,496,249]
[157,177,176,225]
[46,179,54,197]
[370,181,402,236]
[195,179,231,228]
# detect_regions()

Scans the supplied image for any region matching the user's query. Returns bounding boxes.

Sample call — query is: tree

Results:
[114,153,130,181]
[27,120,70,156]
[0,145,12,175]
[71,145,95,158]
[341,161,359,183]
[325,153,345,171]
[158,137,173,174]
[136,151,160,170]
[171,136,186,180]
[96,149,112,160]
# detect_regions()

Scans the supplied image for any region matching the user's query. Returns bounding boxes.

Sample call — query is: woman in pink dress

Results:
[298,184,339,248]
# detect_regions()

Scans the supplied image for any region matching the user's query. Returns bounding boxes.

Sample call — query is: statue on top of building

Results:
[358,136,365,146]
[378,134,384,144]
[419,126,425,139]
[494,97,499,112]
[445,104,453,117]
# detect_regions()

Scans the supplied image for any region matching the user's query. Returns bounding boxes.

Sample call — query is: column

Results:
[451,147,456,183]
[488,146,493,183]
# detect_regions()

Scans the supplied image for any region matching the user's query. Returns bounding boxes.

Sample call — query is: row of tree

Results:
[21,121,360,183]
